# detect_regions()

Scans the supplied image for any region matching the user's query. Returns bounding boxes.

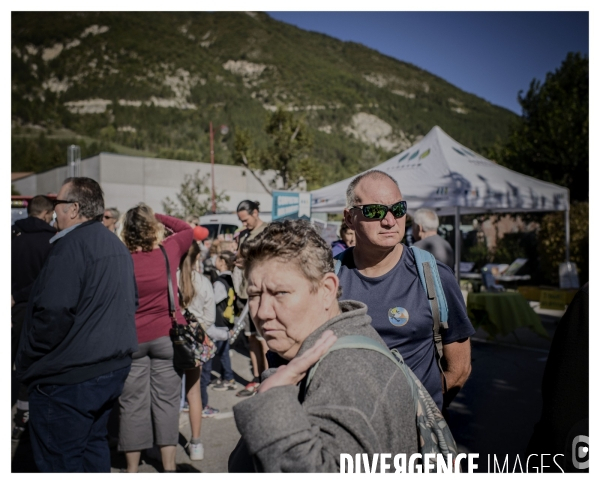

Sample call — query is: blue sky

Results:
[267,11,589,114]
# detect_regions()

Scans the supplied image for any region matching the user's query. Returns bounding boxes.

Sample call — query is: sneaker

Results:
[11,426,25,442]
[202,406,220,418]
[236,381,260,397]
[181,403,190,412]
[213,379,237,391]
[209,378,222,387]
[188,442,204,461]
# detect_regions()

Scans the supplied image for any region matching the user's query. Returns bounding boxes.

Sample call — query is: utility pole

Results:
[210,122,216,213]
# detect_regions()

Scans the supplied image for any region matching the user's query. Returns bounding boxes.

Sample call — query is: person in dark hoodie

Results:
[11,195,56,441]
[330,221,355,257]
[15,177,138,473]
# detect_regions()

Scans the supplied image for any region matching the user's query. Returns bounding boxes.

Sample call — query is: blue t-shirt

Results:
[336,245,475,410]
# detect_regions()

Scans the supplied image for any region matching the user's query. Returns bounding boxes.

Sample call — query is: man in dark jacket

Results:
[15,177,139,473]
[11,195,56,441]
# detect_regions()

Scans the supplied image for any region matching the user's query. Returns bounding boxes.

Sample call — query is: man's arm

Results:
[442,337,472,404]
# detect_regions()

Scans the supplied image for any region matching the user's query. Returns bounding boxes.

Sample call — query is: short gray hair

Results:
[241,219,339,297]
[63,177,105,220]
[413,208,439,232]
[106,207,120,219]
[346,170,399,207]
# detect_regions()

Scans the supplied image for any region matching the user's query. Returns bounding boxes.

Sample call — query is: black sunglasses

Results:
[52,199,77,209]
[351,201,408,220]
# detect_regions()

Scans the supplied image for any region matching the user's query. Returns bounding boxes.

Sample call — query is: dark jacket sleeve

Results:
[13,282,35,305]
[16,247,82,374]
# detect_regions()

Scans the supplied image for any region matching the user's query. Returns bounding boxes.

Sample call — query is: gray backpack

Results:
[305,335,459,470]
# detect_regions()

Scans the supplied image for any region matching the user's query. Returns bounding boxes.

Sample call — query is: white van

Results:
[199,213,273,240]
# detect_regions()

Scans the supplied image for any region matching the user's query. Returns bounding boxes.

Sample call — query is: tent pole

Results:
[455,206,461,282]
[565,198,570,262]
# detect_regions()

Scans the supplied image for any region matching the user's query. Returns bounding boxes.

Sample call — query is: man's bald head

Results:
[346,170,400,207]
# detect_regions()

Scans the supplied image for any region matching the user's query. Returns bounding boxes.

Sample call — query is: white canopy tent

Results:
[311,126,570,280]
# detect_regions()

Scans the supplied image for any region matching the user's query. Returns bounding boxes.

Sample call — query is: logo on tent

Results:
[419,149,431,160]
[452,147,466,156]
[409,150,420,160]
[398,152,410,163]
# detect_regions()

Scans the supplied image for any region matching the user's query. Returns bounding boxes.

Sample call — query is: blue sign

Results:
[272,191,312,221]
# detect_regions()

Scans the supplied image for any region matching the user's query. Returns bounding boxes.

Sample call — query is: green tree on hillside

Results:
[488,52,588,201]
[234,108,322,192]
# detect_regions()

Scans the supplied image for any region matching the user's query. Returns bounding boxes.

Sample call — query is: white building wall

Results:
[97,153,282,213]
[13,157,101,196]
[13,174,37,196]
[13,152,296,215]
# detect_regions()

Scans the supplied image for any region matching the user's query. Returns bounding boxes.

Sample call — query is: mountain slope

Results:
[11,11,517,188]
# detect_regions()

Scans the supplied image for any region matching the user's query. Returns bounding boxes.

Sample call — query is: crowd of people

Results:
[11,169,476,473]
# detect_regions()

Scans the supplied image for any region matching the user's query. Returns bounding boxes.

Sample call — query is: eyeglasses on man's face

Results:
[351,200,408,220]
[52,199,77,209]
[103,215,114,220]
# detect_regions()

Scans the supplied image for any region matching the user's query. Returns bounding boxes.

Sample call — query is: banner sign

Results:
[272,191,311,221]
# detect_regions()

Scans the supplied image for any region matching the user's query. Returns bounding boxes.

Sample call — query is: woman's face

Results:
[247,258,339,360]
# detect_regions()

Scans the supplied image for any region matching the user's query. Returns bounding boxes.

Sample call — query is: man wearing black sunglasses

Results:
[15,177,138,472]
[336,170,475,412]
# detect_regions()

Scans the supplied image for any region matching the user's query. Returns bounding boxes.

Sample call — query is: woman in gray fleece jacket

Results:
[228,220,417,472]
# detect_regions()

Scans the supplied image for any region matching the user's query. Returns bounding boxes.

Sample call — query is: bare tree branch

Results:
[287,177,305,191]
[290,125,300,142]
[241,153,272,195]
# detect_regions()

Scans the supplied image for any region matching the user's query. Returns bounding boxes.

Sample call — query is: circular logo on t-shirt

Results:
[388,307,409,326]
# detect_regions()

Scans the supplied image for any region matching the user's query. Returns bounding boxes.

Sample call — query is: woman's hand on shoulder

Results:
[257,330,337,394]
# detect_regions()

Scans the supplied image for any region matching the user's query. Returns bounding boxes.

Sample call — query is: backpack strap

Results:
[303,334,459,461]
[410,246,449,395]
[304,335,423,418]
[333,250,346,276]
[410,246,449,329]
[305,335,405,392]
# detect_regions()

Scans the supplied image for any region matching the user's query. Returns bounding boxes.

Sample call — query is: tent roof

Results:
[311,126,569,215]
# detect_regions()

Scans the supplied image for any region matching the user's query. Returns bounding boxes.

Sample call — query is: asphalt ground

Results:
[11,314,560,473]
[447,312,558,472]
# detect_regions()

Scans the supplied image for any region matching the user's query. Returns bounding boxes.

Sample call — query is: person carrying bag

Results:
[160,245,215,369]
